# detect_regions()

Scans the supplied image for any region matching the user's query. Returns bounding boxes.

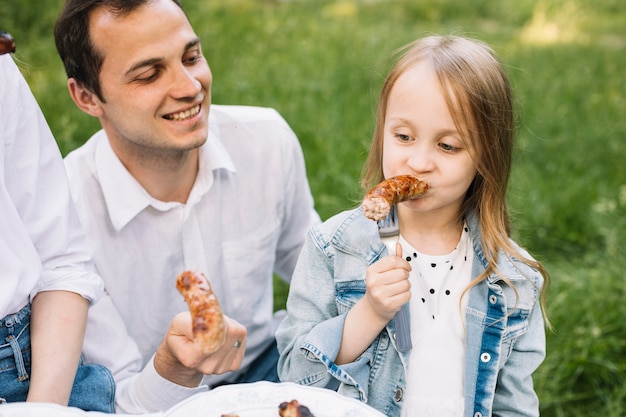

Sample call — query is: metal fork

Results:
[377,205,412,352]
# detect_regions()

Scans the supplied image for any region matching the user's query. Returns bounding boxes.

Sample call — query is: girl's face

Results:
[382,61,478,221]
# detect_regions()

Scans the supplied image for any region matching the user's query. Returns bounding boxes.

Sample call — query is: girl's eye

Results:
[439,142,459,152]
[396,133,412,142]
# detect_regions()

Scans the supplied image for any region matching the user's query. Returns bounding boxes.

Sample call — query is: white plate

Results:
[165,381,385,417]
[0,402,164,417]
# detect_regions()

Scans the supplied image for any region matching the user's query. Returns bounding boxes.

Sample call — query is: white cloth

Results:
[0,54,103,319]
[65,104,319,412]
[400,227,473,417]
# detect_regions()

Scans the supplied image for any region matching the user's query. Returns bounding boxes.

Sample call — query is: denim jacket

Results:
[276,208,546,417]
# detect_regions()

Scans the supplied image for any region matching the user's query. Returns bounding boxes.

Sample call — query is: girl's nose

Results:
[407,147,435,173]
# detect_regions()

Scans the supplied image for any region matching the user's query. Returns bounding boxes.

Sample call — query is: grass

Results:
[2,0,624,415]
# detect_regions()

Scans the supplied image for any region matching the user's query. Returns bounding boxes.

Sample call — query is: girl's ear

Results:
[67,78,104,117]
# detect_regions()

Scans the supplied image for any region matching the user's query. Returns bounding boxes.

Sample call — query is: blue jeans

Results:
[0,304,115,413]
[211,339,280,388]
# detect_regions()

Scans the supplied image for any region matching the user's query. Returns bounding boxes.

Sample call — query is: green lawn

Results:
[2,0,625,415]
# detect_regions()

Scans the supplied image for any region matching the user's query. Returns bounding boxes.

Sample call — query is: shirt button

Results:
[489,294,497,304]
[394,388,403,402]
[480,352,491,362]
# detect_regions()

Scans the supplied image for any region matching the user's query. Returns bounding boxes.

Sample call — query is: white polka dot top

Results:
[400,223,473,417]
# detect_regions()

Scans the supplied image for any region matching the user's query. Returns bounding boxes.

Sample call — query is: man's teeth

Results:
[166,105,200,120]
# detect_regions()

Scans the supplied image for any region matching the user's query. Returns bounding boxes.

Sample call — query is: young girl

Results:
[276,35,549,417]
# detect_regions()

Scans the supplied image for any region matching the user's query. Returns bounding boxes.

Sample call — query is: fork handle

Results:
[394,303,412,352]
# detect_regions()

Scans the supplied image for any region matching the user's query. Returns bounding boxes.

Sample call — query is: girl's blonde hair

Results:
[361,35,549,324]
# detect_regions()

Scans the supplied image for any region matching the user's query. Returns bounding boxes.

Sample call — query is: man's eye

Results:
[184,52,202,65]
[136,70,160,82]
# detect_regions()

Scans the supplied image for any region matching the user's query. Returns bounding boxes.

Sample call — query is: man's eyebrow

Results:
[185,38,201,50]
[124,38,202,76]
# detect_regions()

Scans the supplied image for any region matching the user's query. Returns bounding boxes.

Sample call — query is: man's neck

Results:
[109,139,200,204]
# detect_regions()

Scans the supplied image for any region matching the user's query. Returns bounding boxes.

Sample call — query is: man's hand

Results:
[153,312,246,387]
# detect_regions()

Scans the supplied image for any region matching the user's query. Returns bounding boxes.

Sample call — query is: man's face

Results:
[89,0,212,157]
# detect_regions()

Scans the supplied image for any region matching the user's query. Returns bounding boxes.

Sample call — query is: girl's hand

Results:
[364,243,411,322]
[335,243,411,365]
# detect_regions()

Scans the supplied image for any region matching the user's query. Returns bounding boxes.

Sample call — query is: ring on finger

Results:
[233,340,242,348]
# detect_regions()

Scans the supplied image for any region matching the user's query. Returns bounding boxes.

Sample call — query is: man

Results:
[53,0,319,411]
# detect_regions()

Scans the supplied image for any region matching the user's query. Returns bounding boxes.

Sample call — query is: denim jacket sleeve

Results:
[276,209,383,399]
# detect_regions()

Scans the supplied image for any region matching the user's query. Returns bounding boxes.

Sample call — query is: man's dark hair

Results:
[54,0,183,102]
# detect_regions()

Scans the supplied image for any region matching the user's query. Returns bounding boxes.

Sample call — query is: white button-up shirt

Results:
[66,104,319,412]
[0,54,102,319]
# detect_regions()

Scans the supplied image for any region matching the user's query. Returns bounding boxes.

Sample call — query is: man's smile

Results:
[164,104,201,121]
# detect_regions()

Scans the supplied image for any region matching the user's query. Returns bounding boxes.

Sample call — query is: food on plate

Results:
[362,174,429,221]
[176,270,225,353]
[219,399,315,417]
[278,399,315,417]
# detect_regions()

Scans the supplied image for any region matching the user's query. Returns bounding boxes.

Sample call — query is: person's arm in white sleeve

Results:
[1,54,103,406]
[271,111,320,281]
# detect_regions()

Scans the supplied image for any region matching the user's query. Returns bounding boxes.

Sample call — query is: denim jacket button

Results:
[489,294,497,304]
[474,412,482,417]
[480,352,491,362]
[394,388,403,402]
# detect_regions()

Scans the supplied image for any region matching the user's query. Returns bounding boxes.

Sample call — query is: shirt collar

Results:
[186,123,237,207]
[95,133,153,231]
[95,122,236,231]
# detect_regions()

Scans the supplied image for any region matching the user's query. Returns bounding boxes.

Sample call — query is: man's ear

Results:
[67,78,104,117]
